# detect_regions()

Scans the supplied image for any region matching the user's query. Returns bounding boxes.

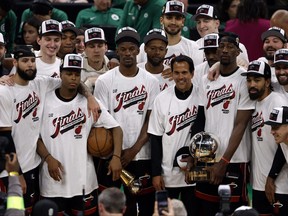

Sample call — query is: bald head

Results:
[270,10,288,36]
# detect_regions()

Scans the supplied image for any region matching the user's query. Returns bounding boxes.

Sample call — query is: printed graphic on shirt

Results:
[114,85,147,114]
[251,111,264,141]
[50,108,86,139]
[14,91,40,123]
[206,84,235,113]
[161,83,169,91]
[166,106,198,136]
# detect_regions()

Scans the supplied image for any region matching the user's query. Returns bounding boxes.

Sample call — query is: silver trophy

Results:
[186,132,219,183]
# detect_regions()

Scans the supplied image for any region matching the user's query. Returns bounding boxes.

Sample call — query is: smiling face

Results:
[270,124,288,144]
[263,36,285,61]
[196,16,220,38]
[160,14,185,36]
[172,61,193,92]
[275,63,288,86]
[38,33,62,58]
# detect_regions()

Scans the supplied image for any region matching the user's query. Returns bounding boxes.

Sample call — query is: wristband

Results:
[221,157,230,164]
[9,171,19,176]
[112,154,121,159]
[44,153,51,162]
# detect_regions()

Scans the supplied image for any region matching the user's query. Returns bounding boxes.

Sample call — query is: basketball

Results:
[87,127,113,157]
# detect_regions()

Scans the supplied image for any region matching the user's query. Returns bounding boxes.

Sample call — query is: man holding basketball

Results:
[37,54,122,215]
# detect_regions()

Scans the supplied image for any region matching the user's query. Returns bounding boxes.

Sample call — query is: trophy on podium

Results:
[186,132,219,183]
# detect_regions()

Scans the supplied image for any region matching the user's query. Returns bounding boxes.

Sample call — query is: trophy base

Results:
[186,166,211,183]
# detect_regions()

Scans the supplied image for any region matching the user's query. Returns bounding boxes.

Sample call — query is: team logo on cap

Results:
[269,109,279,121]
[248,62,260,72]
[88,31,101,40]
[197,7,209,15]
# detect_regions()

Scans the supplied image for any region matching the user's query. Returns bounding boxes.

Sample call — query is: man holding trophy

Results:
[148,54,205,216]
[193,32,255,216]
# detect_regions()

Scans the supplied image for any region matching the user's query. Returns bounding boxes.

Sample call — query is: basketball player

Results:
[148,55,204,216]
[195,32,255,215]
[94,27,160,216]
[138,28,173,91]
[37,54,122,215]
[241,60,288,215]
[0,46,100,215]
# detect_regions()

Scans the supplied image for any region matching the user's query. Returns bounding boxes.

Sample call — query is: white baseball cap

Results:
[192,4,218,20]
[272,48,288,66]
[199,33,219,50]
[39,19,62,36]
[84,27,106,44]
[60,54,84,71]
[241,60,271,78]
[265,106,288,126]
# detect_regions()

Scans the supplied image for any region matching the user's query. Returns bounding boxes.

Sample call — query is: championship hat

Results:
[84,27,106,44]
[60,20,78,36]
[162,1,185,17]
[0,33,4,46]
[13,45,35,60]
[143,28,168,45]
[39,19,62,36]
[272,48,288,66]
[264,106,288,126]
[219,31,242,52]
[241,60,271,78]
[115,27,140,46]
[192,4,218,20]
[261,26,287,43]
[199,33,219,50]
[60,54,84,71]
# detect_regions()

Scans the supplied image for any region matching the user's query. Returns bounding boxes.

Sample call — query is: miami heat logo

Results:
[166,106,198,136]
[206,84,235,113]
[251,111,264,141]
[160,83,168,91]
[114,85,147,113]
[51,108,86,138]
[14,92,40,123]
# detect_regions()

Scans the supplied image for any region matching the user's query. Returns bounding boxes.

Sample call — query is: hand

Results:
[5,153,20,173]
[107,58,120,69]
[121,147,138,168]
[46,155,64,181]
[236,57,249,69]
[265,176,276,204]
[19,175,27,194]
[161,68,173,81]
[0,74,14,86]
[152,176,165,191]
[87,96,101,122]
[153,198,174,216]
[182,156,196,171]
[207,62,220,81]
[206,161,227,185]
[107,156,122,181]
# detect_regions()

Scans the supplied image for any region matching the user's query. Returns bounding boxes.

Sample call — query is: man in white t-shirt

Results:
[241,60,288,215]
[137,1,203,67]
[138,28,174,91]
[36,19,62,77]
[37,54,122,215]
[264,106,288,215]
[94,27,160,216]
[196,32,255,215]
[148,54,204,215]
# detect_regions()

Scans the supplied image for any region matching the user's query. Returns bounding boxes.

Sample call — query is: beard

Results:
[147,56,163,67]
[248,87,265,100]
[17,67,37,81]
[164,26,181,36]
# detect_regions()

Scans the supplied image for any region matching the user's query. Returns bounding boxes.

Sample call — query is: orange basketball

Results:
[87,127,113,157]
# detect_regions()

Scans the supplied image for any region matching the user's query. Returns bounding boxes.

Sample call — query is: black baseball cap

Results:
[219,31,242,52]
[115,27,140,47]
[13,45,36,60]
[261,27,287,43]
[143,28,168,45]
